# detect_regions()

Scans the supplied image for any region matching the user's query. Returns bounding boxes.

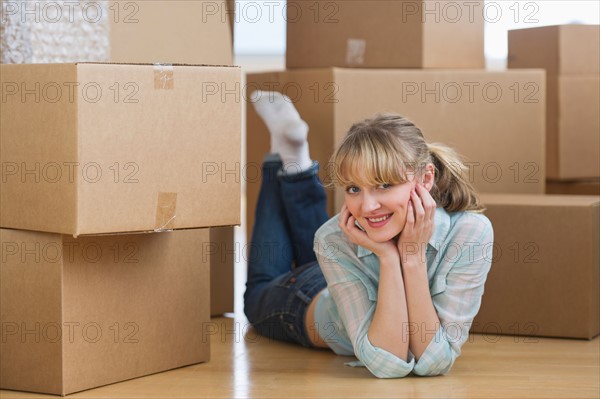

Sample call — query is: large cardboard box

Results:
[286,0,484,69]
[472,194,600,339]
[547,75,600,180]
[210,226,235,316]
[0,63,241,236]
[0,228,211,395]
[509,25,600,180]
[0,0,233,65]
[110,0,233,65]
[246,69,546,237]
[508,25,599,77]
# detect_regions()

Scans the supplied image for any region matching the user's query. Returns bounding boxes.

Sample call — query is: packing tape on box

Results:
[346,38,366,66]
[154,63,174,90]
[155,192,177,232]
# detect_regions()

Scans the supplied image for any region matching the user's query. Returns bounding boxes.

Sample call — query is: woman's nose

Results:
[361,193,380,213]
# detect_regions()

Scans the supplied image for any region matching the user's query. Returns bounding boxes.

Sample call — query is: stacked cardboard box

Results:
[1,63,242,234]
[109,0,233,65]
[0,228,212,394]
[472,194,599,339]
[286,0,484,69]
[0,61,241,394]
[1,0,233,65]
[467,25,600,340]
[509,25,600,195]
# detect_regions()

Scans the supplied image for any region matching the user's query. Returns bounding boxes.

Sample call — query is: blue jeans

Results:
[244,155,330,348]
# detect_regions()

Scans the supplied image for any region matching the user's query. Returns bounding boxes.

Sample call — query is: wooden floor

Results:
[1,315,598,398]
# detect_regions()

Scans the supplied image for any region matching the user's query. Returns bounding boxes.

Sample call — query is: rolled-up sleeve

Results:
[355,307,416,378]
[412,325,453,376]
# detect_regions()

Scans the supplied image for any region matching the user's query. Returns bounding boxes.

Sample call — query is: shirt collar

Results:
[356,207,452,258]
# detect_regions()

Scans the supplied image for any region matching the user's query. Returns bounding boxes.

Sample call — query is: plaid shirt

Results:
[313,207,494,378]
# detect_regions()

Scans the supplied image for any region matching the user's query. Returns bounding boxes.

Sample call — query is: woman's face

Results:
[343,177,416,243]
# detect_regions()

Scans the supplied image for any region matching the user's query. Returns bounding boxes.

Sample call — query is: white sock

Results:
[252,91,313,173]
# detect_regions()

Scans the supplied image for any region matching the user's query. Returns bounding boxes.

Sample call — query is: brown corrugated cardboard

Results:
[508,25,600,76]
[246,69,546,237]
[0,1,232,65]
[472,194,600,339]
[0,228,211,395]
[210,226,235,316]
[110,0,233,65]
[509,25,600,180]
[0,63,241,236]
[286,0,484,69]
[554,76,600,179]
[547,180,600,196]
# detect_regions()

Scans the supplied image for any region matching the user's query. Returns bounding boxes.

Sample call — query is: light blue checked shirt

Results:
[313,207,493,378]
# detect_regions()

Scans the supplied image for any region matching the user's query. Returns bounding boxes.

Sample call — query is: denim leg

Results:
[244,158,330,348]
[279,161,330,267]
[244,155,295,322]
[248,261,327,348]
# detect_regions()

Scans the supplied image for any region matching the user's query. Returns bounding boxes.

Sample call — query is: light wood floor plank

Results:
[1,315,598,398]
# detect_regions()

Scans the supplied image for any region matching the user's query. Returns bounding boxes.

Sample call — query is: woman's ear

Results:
[422,163,435,192]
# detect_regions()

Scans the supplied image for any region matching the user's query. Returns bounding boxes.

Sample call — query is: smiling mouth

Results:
[365,213,393,228]
[366,214,392,223]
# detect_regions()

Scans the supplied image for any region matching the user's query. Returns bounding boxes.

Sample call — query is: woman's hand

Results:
[397,183,436,267]
[338,204,399,261]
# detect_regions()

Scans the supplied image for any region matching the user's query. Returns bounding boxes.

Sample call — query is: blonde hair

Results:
[329,113,484,213]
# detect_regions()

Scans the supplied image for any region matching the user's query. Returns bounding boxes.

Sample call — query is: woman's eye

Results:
[346,186,359,194]
[378,183,392,190]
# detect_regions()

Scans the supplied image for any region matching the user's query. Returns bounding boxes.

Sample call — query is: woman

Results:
[244,91,493,378]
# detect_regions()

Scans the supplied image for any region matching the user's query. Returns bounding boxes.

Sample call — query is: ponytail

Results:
[427,143,485,213]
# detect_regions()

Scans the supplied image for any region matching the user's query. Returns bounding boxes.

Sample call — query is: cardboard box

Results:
[0,1,233,65]
[286,0,484,69]
[547,180,600,196]
[472,194,600,339]
[0,228,211,395]
[508,25,599,77]
[110,0,233,65]
[509,25,600,180]
[246,69,546,237]
[210,226,235,316]
[549,76,599,180]
[0,63,241,236]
